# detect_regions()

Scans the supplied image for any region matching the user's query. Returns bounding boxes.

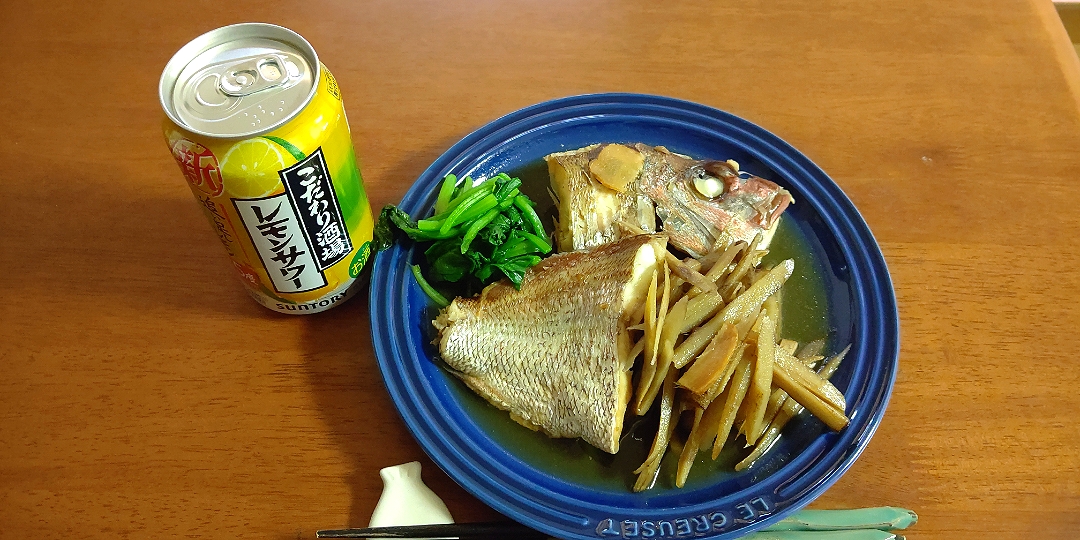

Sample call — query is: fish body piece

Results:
[546,143,794,258]
[434,234,667,454]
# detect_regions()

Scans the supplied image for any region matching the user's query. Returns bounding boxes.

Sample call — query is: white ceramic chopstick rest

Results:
[368,462,455,529]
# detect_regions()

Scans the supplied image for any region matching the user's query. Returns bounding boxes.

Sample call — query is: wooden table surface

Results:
[3,0,1079,538]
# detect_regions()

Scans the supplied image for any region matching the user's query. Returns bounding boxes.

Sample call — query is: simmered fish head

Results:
[633,144,794,258]
[545,143,793,258]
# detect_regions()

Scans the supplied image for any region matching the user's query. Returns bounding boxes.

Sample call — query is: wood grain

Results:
[2,0,1079,538]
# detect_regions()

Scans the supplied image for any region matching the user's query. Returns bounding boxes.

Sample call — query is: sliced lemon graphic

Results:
[220,138,286,198]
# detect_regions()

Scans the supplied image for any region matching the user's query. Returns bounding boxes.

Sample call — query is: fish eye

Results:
[692,174,725,199]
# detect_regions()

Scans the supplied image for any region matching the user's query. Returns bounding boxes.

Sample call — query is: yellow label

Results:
[164,64,373,314]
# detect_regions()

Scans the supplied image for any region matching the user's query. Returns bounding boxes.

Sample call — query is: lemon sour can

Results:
[159,23,373,314]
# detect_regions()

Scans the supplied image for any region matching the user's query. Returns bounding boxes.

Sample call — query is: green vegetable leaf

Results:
[431,251,471,282]
[410,265,449,307]
[479,214,512,246]
[372,205,399,252]
[434,174,458,214]
[494,254,542,289]
[389,172,552,300]
[503,206,524,229]
[424,238,459,264]
[494,175,522,200]
[514,195,546,237]
[383,205,422,236]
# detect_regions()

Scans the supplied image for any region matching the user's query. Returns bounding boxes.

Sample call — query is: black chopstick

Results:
[315,521,551,539]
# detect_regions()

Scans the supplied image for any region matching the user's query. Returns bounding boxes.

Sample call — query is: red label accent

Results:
[232,261,261,289]
[171,138,223,196]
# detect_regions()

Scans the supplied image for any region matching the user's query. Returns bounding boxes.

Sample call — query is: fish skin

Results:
[546,143,794,258]
[434,234,666,454]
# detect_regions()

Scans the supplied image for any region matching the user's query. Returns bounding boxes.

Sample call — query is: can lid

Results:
[159,23,320,139]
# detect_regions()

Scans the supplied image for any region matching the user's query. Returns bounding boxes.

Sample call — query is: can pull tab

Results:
[219,55,292,97]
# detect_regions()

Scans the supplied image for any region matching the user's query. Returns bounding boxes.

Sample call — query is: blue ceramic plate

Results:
[369,94,899,540]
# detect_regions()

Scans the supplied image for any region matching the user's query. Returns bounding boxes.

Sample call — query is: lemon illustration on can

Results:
[221,138,288,198]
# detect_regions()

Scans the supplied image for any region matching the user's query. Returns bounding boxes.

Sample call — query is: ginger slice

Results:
[589,144,645,193]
